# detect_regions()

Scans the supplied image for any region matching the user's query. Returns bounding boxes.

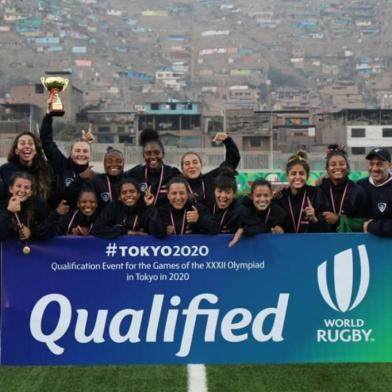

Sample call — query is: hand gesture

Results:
[71,227,80,235]
[273,185,285,199]
[56,200,69,215]
[271,225,284,234]
[229,228,243,247]
[322,211,339,225]
[363,219,373,233]
[212,132,228,143]
[19,224,31,241]
[81,125,95,143]
[7,196,21,213]
[47,95,57,113]
[77,225,91,236]
[144,186,155,206]
[127,230,147,236]
[79,165,95,180]
[166,225,175,235]
[186,205,199,223]
[304,197,317,223]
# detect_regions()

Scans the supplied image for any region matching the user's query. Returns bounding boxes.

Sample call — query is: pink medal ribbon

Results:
[145,166,164,207]
[169,207,187,235]
[329,183,349,215]
[288,191,307,233]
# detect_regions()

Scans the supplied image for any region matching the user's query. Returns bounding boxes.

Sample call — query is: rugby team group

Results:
[0,109,391,246]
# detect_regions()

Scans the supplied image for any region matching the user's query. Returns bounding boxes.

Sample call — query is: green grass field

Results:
[1,364,391,392]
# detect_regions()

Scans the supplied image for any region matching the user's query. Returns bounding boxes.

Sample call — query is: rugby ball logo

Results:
[317,245,369,312]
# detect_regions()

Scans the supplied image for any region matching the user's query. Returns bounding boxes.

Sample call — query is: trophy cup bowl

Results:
[41,76,69,117]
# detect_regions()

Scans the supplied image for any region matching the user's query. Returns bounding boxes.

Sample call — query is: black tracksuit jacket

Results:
[240,196,289,235]
[275,185,330,233]
[125,164,181,207]
[358,176,392,236]
[187,137,240,208]
[0,197,60,240]
[91,199,164,239]
[40,113,89,208]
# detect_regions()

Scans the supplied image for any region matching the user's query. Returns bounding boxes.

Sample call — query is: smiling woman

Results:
[275,151,330,233]
[91,177,165,239]
[40,111,93,209]
[0,132,52,200]
[0,171,60,241]
[80,147,126,210]
[318,145,368,232]
[180,132,240,208]
[55,187,99,236]
[153,176,213,236]
[125,129,181,207]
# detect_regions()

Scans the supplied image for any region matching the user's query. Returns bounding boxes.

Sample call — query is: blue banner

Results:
[1,234,392,365]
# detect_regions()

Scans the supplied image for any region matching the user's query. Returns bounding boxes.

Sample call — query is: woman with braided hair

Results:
[125,129,181,207]
[318,144,368,232]
[275,151,330,233]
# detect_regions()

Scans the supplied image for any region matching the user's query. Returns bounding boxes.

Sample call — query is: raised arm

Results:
[39,113,67,170]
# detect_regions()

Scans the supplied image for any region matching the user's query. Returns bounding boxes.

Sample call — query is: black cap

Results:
[366,148,391,162]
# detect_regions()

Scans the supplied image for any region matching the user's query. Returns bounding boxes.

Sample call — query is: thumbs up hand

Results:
[56,200,70,215]
[304,197,317,223]
[186,205,199,223]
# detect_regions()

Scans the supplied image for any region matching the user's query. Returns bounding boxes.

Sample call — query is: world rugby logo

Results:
[317,245,370,312]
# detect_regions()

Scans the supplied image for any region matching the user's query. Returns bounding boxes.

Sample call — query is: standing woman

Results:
[319,145,368,232]
[40,111,94,208]
[125,129,180,207]
[181,132,240,207]
[0,132,52,201]
[275,151,329,233]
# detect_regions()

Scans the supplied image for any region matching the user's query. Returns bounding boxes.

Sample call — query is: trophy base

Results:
[50,110,65,117]
[49,102,65,117]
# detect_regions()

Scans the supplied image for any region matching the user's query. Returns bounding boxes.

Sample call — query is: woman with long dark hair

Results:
[0,132,52,201]
[0,172,60,241]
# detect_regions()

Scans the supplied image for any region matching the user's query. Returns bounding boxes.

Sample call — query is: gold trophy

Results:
[41,76,69,116]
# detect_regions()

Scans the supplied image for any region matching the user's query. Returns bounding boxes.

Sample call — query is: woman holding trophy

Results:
[39,77,95,208]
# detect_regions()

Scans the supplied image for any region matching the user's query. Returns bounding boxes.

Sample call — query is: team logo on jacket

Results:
[317,245,370,312]
[139,182,148,192]
[101,192,111,202]
[378,202,387,213]
[65,177,74,187]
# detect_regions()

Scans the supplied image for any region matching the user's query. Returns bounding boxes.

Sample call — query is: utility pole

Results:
[269,110,274,169]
